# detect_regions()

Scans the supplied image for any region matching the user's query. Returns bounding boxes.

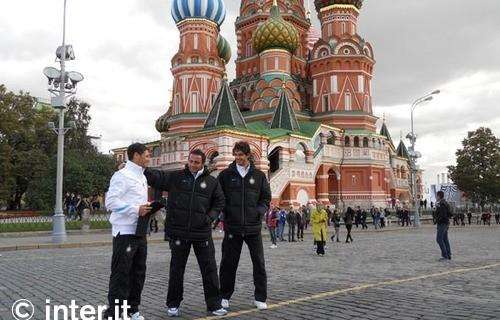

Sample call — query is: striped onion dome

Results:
[217,35,231,64]
[314,0,363,11]
[171,0,226,27]
[252,1,299,54]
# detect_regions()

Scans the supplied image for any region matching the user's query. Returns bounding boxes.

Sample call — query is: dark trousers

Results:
[288,224,296,241]
[106,234,147,318]
[345,224,353,242]
[297,225,304,240]
[268,227,277,245]
[316,241,325,255]
[167,237,221,311]
[436,223,451,259]
[220,233,267,302]
[361,220,368,229]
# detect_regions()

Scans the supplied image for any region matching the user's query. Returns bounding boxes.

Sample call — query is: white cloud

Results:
[376,71,500,186]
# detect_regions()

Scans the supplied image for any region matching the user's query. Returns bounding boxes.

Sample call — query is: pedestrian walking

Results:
[344,207,354,243]
[296,208,304,241]
[330,209,341,242]
[434,191,453,261]
[311,204,328,256]
[287,206,297,242]
[266,208,278,248]
[277,208,287,241]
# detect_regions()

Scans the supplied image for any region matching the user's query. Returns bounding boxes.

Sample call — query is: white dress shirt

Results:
[236,163,250,178]
[105,161,148,236]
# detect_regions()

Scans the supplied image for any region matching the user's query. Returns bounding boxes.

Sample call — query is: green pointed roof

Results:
[380,122,393,144]
[270,89,300,131]
[397,140,409,159]
[204,78,247,129]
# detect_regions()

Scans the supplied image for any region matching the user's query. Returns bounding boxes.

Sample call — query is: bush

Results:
[0,220,111,233]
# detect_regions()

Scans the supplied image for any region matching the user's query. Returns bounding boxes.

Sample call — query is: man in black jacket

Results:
[144,149,227,317]
[287,206,297,242]
[434,191,453,261]
[218,141,272,311]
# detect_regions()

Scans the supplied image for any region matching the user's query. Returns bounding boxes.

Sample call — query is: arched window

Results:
[345,136,351,147]
[327,132,336,145]
[354,136,360,147]
[295,143,307,163]
[363,137,369,148]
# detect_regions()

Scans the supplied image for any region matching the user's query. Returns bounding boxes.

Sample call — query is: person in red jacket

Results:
[266,208,278,248]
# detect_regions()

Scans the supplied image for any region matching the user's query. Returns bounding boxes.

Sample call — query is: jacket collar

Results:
[125,160,145,177]
[184,164,209,179]
[229,161,254,176]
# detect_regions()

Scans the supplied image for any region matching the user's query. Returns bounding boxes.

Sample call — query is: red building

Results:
[113,0,420,209]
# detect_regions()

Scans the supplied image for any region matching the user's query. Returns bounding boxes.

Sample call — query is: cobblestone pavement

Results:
[1,226,499,320]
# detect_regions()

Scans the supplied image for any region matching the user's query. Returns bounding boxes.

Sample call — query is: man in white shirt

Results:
[103,143,152,320]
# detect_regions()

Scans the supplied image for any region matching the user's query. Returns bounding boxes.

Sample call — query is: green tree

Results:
[448,127,500,208]
[0,84,116,210]
[0,85,55,209]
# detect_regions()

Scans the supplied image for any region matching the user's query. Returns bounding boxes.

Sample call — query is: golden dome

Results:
[252,1,299,54]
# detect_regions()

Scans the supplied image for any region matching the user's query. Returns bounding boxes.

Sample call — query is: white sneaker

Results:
[167,307,180,317]
[254,301,268,310]
[212,308,228,316]
[269,244,277,249]
[221,299,230,309]
[130,312,145,320]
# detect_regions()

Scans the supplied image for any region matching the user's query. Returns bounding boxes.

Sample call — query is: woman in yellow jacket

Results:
[311,203,329,256]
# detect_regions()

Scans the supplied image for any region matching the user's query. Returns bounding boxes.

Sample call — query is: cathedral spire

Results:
[204,77,247,129]
[270,88,301,131]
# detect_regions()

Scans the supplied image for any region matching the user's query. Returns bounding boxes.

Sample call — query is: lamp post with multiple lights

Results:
[406,90,440,227]
[43,0,84,243]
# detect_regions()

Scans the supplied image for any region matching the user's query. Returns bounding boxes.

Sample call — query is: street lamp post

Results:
[407,90,440,227]
[43,0,84,243]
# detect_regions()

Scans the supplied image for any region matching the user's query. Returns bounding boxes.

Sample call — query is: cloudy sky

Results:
[1,0,499,190]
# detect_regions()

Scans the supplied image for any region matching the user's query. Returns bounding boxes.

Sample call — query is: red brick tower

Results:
[156,0,229,135]
[309,0,376,131]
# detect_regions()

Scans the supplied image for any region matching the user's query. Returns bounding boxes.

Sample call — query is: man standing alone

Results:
[435,191,453,261]
[218,141,272,310]
[287,206,297,242]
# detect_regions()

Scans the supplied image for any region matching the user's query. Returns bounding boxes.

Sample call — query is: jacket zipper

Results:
[242,174,245,229]
[187,175,197,233]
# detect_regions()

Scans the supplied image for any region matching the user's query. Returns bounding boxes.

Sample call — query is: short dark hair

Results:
[189,149,206,164]
[127,143,147,161]
[233,141,251,155]
[437,191,444,199]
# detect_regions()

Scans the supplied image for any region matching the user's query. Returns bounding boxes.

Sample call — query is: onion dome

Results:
[171,0,226,27]
[156,113,170,133]
[314,0,363,11]
[252,0,299,54]
[217,35,231,64]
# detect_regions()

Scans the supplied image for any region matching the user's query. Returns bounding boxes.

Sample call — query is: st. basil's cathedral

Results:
[112,0,423,208]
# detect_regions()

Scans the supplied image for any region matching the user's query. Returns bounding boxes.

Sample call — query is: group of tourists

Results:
[104,141,270,319]
[63,193,103,220]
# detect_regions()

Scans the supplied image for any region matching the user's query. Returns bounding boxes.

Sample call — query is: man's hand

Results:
[138,204,152,216]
